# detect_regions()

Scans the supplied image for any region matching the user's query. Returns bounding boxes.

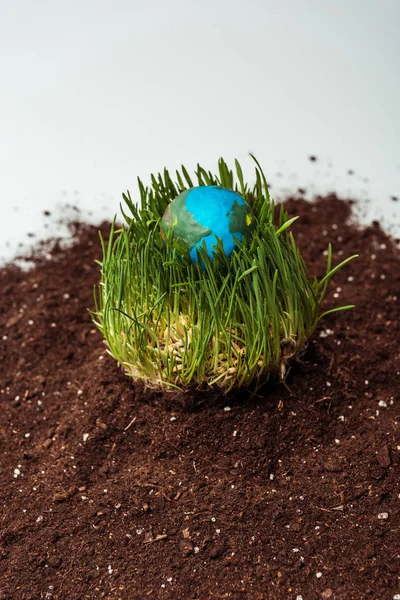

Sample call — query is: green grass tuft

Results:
[90,157,357,394]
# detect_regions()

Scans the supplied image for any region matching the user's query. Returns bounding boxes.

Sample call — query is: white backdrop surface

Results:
[0,0,399,262]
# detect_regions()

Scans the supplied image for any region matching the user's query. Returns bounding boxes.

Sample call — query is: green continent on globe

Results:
[228,201,254,237]
[161,189,212,247]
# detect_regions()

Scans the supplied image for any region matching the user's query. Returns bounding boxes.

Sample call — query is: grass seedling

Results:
[91,157,357,394]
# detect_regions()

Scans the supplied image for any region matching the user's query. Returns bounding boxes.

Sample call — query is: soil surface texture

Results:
[0,195,399,600]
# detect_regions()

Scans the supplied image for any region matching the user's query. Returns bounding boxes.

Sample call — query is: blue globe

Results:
[161,186,254,263]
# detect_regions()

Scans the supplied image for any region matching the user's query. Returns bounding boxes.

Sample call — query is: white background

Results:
[1,0,399,263]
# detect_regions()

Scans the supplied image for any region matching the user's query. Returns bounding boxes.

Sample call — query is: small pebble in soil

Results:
[224,406,231,412]
[377,512,389,519]
[316,571,323,578]
[319,329,334,338]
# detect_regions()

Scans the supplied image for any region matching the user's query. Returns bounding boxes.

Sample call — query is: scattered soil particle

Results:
[0,195,399,599]
[376,445,392,469]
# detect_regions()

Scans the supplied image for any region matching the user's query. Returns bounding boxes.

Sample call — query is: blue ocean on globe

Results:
[161,185,254,263]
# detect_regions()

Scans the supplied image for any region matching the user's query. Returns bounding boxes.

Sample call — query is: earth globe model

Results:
[161,186,254,263]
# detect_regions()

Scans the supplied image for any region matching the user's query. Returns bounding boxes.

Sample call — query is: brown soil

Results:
[0,196,399,600]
